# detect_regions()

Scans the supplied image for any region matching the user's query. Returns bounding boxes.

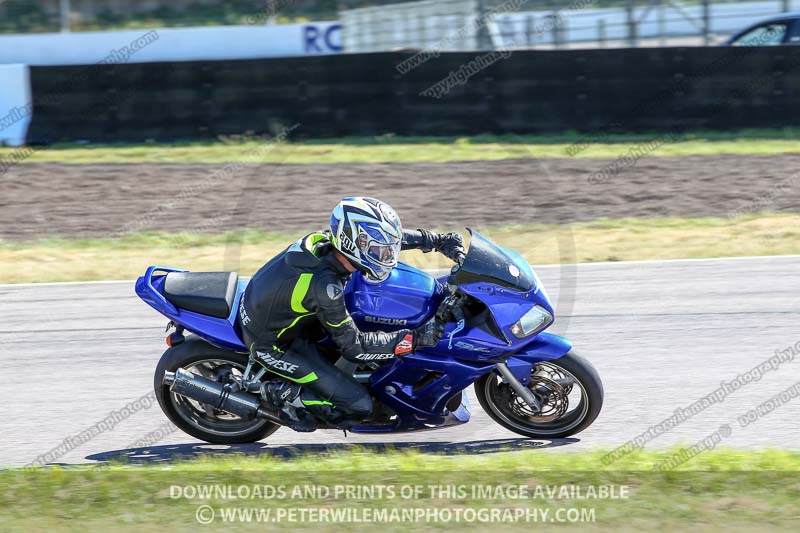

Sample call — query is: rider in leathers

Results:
[238,197,465,431]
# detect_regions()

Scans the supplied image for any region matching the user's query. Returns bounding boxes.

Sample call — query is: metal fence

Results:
[1,0,799,50]
[342,0,800,51]
[498,0,800,48]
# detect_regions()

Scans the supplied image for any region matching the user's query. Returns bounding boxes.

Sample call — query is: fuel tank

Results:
[345,263,439,330]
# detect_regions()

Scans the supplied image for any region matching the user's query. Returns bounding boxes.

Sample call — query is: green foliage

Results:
[1,450,798,531]
[0,0,54,33]
[1,128,798,164]
[0,0,341,33]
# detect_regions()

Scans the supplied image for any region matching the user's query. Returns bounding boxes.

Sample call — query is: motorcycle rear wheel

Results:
[474,350,603,439]
[154,339,281,444]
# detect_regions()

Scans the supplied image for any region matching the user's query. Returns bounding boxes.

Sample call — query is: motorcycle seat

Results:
[162,271,239,318]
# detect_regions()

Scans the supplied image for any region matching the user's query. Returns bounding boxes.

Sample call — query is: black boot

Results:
[260,381,301,409]
[260,381,317,432]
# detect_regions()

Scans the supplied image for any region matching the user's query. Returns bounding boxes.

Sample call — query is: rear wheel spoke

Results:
[169,358,270,437]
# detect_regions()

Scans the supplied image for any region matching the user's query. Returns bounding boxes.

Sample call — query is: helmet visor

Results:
[366,241,399,266]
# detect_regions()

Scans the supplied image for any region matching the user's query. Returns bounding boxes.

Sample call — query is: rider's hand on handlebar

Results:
[435,293,464,324]
[436,232,466,265]
[413,317,445,348]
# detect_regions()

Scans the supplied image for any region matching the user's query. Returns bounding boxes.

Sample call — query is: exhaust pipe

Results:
[163,367,278,421]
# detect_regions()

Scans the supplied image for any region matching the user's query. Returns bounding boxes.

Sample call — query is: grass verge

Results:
[1,449,798,531]
[2,129,799,164]
[1,213,798,284]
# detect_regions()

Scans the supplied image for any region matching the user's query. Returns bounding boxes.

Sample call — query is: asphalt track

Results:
[1,256,798,467]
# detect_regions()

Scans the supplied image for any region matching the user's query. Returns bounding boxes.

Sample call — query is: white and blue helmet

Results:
[330,197,403,282]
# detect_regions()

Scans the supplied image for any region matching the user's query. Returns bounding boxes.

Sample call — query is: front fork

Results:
[495,362,542,412]
[494,332,575,413]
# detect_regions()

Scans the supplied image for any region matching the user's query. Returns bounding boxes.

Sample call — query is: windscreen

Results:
[451,229,536,292]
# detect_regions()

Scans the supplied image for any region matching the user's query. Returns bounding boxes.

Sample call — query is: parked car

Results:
[725,13,800,46]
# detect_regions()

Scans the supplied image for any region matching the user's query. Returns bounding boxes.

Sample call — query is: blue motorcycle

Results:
[136,229,603,442]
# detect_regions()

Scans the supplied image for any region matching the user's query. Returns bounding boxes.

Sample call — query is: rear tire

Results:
[474,350,603,439]
[154,337,280,444]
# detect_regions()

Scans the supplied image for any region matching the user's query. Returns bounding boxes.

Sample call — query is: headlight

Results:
[510,305,553,338]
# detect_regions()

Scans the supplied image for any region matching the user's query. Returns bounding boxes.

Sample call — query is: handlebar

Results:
[435,291,466,324]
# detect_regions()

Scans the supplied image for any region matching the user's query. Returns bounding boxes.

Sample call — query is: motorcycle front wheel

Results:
[474,350,603,439]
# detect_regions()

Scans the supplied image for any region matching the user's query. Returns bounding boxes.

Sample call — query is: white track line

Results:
[1,254,798,289]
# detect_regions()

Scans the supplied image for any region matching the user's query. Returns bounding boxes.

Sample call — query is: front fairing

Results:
[423,229,555,360]
[452,229,539,292]
[418,280,554,360]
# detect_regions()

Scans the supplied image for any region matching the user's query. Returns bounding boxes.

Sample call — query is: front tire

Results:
[154,336,280,444]
[475,350,603,439]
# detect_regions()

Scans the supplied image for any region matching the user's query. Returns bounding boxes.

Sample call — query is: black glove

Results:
[435,232,466,265]
[414,317,445,348]
[406,229,466,265]
[435,292,464,324]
